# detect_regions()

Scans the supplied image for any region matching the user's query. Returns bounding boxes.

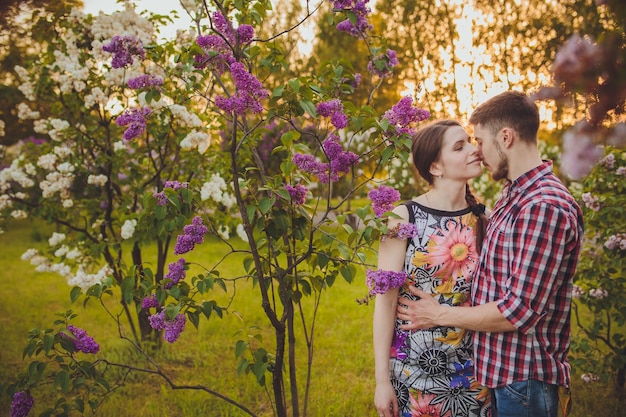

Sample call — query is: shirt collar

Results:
[502,160,553,198]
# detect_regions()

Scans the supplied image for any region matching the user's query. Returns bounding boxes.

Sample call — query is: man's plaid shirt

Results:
[471,161,584,388]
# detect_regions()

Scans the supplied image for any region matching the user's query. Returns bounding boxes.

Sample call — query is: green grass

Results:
[1,219,624,416]
[0,220,379,417]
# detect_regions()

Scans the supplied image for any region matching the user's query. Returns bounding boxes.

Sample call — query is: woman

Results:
[373,120,491,417]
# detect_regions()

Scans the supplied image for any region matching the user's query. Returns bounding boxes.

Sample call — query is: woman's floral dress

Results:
[389,201,491,417]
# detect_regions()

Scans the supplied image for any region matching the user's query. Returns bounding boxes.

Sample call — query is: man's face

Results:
[473,124,509,181]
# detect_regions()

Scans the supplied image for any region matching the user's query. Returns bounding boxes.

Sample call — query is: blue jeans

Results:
[491,379,559,417]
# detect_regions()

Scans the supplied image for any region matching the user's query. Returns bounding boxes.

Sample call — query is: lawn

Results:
[0,219,623,416]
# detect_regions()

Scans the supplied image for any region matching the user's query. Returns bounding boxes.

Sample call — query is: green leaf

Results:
[288,78,300,93]
[235,340,247,358]
[299,100,317,117]
[258,197,274,215]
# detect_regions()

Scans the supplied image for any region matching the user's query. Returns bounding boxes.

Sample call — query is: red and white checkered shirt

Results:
[471,161,584,388]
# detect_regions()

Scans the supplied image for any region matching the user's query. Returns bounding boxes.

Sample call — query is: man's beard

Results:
[490,140,509,181]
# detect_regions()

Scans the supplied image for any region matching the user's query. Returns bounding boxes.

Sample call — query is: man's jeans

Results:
[491,379,559,417]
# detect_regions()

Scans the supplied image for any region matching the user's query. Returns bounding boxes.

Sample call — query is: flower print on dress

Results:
[428,376,486,417]
[391,328,408,360]
[420,219,478,285]
[410,391,443,417]
[404,330,458,391]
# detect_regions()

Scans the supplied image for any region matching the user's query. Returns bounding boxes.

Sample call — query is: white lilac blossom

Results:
[67,265,112,293]
[11,210,27,219]
[121,219,138,240]
[604,233,626,250]
[48,232,66,246]
[581,373,600,383]
[14,65,36,100]
[41,171,74,199]
[572,284,584,299]
[200,174,227,203]
[17,103,40,120]
[217,225,230,240]
[169,104,203,128]
[37,153,58,170]
[236,223,249,242]
[0,160,35,188]
[48,119,71,141]
[180,130,211,154]
[84,87,109,109]
[87,174,108,187]
[589,288,608,299]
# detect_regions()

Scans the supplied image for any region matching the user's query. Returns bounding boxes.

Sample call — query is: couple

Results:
[373,91,584,417]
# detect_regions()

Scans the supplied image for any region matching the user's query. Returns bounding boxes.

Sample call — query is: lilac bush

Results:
[0,1,426,416]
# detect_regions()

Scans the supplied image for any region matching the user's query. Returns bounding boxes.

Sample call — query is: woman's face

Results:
[434,125,483,181]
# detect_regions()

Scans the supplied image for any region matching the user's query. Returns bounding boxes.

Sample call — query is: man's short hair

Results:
[469,91,540,143]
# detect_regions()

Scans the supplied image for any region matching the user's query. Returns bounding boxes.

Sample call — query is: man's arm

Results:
[397,286,517,332]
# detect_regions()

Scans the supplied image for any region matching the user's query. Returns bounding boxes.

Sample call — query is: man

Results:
[397,91,583,417]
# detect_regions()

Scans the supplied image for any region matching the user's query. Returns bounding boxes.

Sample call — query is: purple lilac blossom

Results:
[215,62,269,115]
[330,0,355,8]
[10,391,34,417]
[383,96,431,135]
[335,0,372,38]
[149,310,187,343]
[383,223,418,241]
[64,325,100,354]
[212,11,236,44]
[236,25,255,43]
[153,191,168,206]
[102,35,146,69]
[316,99,349,129]
[174,216,208,255]
[127,74,164,90]
[164,258,186,289]
[142,294,160,309]
[323,134,359,181]
[116,107,152,141]
[581,192,601,212]
[560,123,603,180]
[367,49,399,78]
[366,269,407,295]
[285,184,308,205]
[194,34,235,74]
[164,180,189,190]
[368,185,400,217]
[293,153,328,179]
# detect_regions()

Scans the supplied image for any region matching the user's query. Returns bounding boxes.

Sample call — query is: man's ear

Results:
[501,127,515,148]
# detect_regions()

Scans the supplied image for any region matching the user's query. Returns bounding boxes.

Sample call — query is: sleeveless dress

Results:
[389,201,491,417]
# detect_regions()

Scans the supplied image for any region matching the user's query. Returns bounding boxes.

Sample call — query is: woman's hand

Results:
[374,379,399,417]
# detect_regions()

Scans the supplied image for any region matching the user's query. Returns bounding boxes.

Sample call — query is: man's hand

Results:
[396,286,443,330]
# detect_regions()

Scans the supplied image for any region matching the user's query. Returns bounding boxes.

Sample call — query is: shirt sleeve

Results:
[496,202,575,334]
